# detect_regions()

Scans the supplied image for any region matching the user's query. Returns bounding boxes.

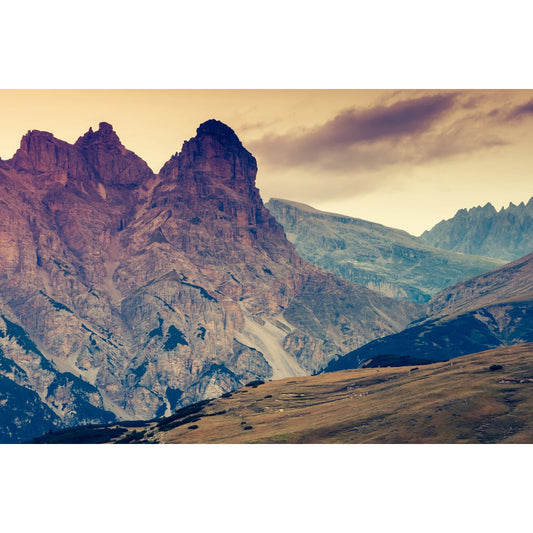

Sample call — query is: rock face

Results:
[420,200,533,261]
[266,198,504,303]
[326,251,533,371]
[0,120,422,442]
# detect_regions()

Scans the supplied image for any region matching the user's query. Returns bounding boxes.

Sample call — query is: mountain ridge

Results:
[266,198,504,303]
[420,198,533,261]
[326,250,533,372]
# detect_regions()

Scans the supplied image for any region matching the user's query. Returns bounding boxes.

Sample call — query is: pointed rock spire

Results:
[160,119,256,186]
[75,122,153,186]
[157,119,282,244]
[75,122,124,151]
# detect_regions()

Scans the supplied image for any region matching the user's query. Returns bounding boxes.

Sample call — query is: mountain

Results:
[265,198,504,303]
[326,251,533,371]
[31,343,533,444]
[0,120,421,442]
[420,199,533,261]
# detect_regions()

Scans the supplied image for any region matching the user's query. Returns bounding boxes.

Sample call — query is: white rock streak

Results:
[237,313,306,380]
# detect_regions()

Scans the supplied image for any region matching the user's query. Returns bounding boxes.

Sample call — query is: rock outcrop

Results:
[0,120,422,442]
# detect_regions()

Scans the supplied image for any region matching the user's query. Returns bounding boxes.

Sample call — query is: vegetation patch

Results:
[0,316,46,359]
[158,415,202,432]
[361,354,435,368]
[115,429,148,444]
[132,361,148,381]
[245,380,265,388]
[166,387,183,411]
[32,425,127,444]
[39,290,73,313]
[148,318,164,338]
[157,399,211,427]
[121,420,150,428]
[180,281,217,302]
[163,325,188,350]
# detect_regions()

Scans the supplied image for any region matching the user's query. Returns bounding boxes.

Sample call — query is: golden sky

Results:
[1,89,532,235]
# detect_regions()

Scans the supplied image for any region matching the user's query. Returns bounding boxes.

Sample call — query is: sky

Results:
[1,89,532,235]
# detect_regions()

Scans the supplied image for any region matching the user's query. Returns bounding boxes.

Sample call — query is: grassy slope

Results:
[32,343,533,444]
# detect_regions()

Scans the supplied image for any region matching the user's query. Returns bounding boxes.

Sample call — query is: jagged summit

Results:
[75,122,124,150]
[160,118,257,190]
[421,196,533,261]
[10,129,77,174]
[16,129,69,155]
[7,122,152,187]
[196,119,242,146]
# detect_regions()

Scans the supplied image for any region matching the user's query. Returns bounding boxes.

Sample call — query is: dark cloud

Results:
[507,98,533,120]
[249,92,516,182]
[251,93,458,169]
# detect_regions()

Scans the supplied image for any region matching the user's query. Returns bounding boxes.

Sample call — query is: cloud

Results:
[249,93,459,169]
[507,98,533,120]
[249,91,515,181]
[251,90,533,208]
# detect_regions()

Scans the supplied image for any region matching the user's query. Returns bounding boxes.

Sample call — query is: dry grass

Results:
[36,343,533,444]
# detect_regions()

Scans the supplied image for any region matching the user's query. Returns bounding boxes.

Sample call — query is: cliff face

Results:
[266,198,504,303]
[0,120,421,442]
[420,200,533,261]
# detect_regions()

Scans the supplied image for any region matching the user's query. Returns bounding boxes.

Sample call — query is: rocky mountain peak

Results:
[75,122,124,151]
[10,130,76,173]
[75,122,153,187]
[421,196,533,261]
[160,119,256,185]
[154,120,286,250]
[196,119,242,146]
[157,119,262,232]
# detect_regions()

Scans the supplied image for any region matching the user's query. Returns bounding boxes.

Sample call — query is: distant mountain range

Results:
[266,198,504,303]
[420,199,533,261]
[326,250,533,371]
